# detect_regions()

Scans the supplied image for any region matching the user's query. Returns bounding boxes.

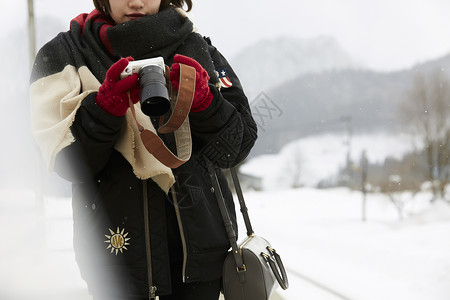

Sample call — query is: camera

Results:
[120,57,169,116]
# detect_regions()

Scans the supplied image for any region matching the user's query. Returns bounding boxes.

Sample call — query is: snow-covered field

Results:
[244,188,450,300]
[1,133,449,300]
[1,186,449,300]
[243,132,415,189]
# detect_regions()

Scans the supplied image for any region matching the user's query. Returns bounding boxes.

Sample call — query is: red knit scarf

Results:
[69,7,218,84]
[71,9,115,55]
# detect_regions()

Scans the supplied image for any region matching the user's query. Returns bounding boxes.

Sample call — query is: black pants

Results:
[162,199,222,300]
[93,263,221,300]
[159,280,221,300]
[159,262,221,300]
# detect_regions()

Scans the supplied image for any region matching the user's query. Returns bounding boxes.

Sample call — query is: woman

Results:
[30,0,257,299]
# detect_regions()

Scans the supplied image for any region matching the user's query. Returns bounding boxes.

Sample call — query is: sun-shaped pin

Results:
[104,227,131,255]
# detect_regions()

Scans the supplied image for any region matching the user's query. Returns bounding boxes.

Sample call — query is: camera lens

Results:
[139,65,170,116]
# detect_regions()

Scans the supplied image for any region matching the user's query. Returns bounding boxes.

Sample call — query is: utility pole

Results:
[28,0,36,69]
[28,0,46,250]
[341,116,353,186]
[344,116,352,171]
[360,150,368,222]
[28,0,42,209]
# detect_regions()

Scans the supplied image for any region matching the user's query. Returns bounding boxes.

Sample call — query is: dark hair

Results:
[93,0,192,16]
[160,0,192,12]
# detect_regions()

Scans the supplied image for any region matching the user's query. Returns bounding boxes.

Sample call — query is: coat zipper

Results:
[171,187,188,283]
[143,181,157,299]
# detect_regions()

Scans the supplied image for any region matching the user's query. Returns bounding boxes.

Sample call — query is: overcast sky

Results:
[3,0,450,72]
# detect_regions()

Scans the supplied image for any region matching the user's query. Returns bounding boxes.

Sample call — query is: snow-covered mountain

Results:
[245,52,450,157]
[230,36,360,100]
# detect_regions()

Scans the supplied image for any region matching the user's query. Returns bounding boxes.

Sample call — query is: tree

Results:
[400,70,450,202]
[370,152,426,219]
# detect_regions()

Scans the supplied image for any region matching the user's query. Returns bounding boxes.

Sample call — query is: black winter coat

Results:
[38,38,257,298]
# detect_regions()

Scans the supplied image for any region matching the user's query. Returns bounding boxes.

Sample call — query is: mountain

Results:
[244,52,450,157]
[230,36,360,100]
[4,18,450,183]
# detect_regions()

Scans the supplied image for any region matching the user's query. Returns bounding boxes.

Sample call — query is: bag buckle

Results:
[236,264,247,273]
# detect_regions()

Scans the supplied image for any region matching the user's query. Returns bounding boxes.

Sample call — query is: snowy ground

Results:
[243,187,450,300]
[240,133,450,299]
[1,133,449,300]
[1,186,449,300]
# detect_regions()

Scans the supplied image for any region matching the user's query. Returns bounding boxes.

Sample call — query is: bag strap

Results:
[212,166,290,290]
[128,63,196,168]
[230,167,254,237]
[208,165,247,274]
[209,165,260,277]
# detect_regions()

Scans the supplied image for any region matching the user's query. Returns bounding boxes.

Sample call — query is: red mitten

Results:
[170,54,213,112]
[96,57,140,117]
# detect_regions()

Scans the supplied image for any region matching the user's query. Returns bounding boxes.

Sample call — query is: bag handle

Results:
[128,63,196,168]
[262,247,289,290]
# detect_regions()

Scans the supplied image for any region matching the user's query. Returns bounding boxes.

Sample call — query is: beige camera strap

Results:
[128,63,196,168]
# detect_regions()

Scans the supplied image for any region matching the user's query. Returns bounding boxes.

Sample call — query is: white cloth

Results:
[30,65,175,193]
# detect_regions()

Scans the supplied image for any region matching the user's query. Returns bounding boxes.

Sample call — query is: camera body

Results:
[120,57,170,116]
[120,57,165,79]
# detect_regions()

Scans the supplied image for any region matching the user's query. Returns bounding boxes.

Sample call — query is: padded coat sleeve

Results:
[189,42,258,168]
[30,33,121,183]
[54,94,124,183]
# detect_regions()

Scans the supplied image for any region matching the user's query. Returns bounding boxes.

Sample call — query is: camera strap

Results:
[128,63,196,169]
